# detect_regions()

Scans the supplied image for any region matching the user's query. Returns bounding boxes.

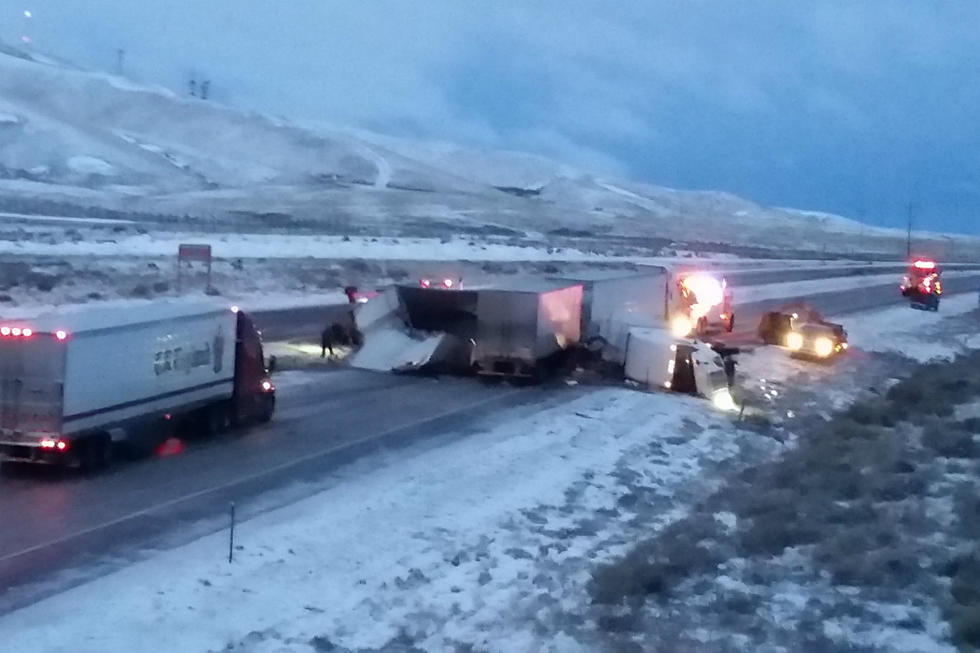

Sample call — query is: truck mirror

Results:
[267,355,277,374]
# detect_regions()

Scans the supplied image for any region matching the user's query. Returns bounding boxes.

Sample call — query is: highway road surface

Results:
[0,268,978,614]
[0,369,583,613]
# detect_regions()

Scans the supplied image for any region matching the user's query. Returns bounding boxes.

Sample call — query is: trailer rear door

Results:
[0,335,65,440]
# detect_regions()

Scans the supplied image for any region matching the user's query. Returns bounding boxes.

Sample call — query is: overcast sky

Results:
[3,1,979,233]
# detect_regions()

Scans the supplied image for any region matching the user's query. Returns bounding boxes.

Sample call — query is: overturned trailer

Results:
[623,326,737,410]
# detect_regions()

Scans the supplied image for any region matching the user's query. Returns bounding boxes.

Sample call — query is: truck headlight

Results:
[671,315,693,338]
[712,389,738,412]
[814,337,834,357]
[786,332,804,351]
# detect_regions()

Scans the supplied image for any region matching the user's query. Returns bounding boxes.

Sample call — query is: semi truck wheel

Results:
[258,395,275,423]
[206,402,233,434]
[80,435,112,471]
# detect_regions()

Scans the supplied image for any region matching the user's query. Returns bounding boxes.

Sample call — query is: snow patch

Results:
[67,155,115,176]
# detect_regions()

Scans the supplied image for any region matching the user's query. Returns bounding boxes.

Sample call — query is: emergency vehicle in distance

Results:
[900,259,942,311]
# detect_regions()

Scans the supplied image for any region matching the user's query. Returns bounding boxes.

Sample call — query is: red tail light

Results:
[39,438,69,451]
[420,279,432,288]
[0,325,35,338]
[442,278,454,289]
[55,330,68,341]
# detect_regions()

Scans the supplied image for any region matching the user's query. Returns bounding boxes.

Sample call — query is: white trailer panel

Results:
[5,301,237,436]
[557,269,669,364]
[473,282,582,375]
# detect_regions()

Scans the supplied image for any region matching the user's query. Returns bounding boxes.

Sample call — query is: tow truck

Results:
[900,259,942,311]
[758,304,848,360]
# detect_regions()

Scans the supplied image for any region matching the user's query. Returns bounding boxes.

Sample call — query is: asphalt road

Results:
[0,268,978,614]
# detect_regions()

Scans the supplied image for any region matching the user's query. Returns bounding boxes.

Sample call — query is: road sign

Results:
[177,243,213,292]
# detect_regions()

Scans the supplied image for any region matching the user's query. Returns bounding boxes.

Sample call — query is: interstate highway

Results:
[0,270,978,613]
[0,369,583,613]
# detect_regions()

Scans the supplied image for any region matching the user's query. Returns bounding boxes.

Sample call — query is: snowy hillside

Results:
[0,42,975,257]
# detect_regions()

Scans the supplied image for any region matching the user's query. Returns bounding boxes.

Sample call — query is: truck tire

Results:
[258,395,275,423]
[207,402,233,434]
[80,435,112,472]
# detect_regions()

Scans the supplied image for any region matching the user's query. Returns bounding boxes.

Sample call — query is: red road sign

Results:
[178,244,212,262]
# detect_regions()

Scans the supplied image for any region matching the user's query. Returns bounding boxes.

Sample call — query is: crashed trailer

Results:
[471,280,583,379]
[552,267,669,364]
[350,284,478,373]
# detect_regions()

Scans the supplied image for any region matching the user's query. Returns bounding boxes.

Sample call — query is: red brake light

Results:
[442,278,454,289]
[913,260,936,270]
[39,439,56,449]
[420,279,431,288]
[55,330,68,341]
[10,327,21,336]
[0,327,9,336]
[22,328,32,338]
[56,441,67,451]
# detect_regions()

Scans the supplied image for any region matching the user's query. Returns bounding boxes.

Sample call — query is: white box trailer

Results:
[471,281,583,378]
[554,268,669,364]
[553,266,735,359]
[0,300,276,468]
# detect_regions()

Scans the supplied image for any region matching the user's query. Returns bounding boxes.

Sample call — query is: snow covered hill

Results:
[0,42,975,257]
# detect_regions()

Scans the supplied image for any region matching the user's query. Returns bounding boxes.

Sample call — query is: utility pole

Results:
[906,201,913,259]
[116,49,125,75]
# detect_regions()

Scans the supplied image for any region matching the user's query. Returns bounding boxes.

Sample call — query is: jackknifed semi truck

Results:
[0,300,275,468]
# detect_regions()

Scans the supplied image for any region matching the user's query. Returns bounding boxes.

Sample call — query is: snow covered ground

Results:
[2,295,978,652]
[836,292,980,362]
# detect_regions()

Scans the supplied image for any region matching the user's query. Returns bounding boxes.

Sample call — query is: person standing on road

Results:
[321,325,333,358]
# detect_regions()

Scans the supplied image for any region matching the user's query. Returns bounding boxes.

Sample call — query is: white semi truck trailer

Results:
[470,281,583,378]
[0,300,276,468]
[555,267,735,363]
